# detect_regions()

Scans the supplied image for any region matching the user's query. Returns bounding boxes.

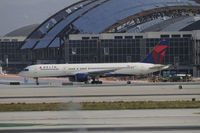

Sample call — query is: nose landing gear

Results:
[34,77,39,85]
[127,81,131,84]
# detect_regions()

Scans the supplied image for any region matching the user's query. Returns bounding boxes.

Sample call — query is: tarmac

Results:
[0,109,200,133]
[0,75,200,132]
[0,75,200,103]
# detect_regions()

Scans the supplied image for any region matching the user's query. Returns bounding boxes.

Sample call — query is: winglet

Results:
[142,40,168,64]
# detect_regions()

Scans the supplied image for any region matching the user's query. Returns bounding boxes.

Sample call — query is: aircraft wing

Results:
[87,68,119,77]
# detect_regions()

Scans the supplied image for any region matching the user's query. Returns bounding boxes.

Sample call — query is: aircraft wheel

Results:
[98,81,103,84]
[84,81,89,84]
[127,81,131,84]
[91,81,102,84]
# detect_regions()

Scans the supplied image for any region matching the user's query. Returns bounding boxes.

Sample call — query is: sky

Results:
[0,0,79,36]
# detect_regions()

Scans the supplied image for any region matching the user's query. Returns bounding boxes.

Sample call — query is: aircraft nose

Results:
[18,71,25,77]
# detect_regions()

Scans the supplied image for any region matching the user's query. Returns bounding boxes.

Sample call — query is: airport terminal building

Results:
[0,0,200,76]
[65,31,200,77]
[1,31,200,76]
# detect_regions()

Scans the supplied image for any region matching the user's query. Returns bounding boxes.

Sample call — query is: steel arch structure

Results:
[103,6,200,33]
[21,0,200,50]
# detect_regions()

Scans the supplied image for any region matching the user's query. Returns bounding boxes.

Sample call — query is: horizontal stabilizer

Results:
[149,64,171,70]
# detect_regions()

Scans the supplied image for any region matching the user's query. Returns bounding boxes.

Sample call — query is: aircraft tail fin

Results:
[142,40,168,64]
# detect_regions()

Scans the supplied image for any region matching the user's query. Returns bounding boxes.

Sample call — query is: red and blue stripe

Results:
[142,40,168,64]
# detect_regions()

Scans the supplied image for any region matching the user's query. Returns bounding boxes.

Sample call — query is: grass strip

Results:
[0,123,103,127]
[0,101,200,112]
[0,123,42,127]
[82,101,200,110]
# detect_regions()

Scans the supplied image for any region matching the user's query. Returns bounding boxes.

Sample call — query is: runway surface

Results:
[0,75,200,133]
[0,109,200,132]
[0,83,200,103]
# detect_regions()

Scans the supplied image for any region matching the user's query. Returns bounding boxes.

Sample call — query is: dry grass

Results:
[0,101,200,111]
[82,101,200,110]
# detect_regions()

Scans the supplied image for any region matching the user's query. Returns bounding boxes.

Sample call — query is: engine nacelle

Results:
[69,73,88,82]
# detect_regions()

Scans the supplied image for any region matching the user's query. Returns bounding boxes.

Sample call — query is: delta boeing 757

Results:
[19,40,170,85]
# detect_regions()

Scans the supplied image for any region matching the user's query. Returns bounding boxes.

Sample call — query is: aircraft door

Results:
[63,66,71,75]
[32,66,39,77]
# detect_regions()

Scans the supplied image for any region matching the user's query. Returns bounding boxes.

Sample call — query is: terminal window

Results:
[160,35,170,38]
[104,48,109,55]
[82,37,90,40]
[135,36,143,39]
[172,35,181,38]
[183,34,192,38]
[125,36,133,39]
[115,36,123,39]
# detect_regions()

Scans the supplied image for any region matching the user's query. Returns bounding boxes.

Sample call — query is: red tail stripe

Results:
[154,45,168,53]
[152,51,158,64]
[159,51,166,64]
[152,45,167,64]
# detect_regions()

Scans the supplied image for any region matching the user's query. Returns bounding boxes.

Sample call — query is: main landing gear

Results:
[91,80,103,84]
[127,76,132,84]
[91,77,103,84]
[127,81,131,84]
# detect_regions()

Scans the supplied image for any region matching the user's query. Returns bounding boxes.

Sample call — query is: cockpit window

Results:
[24,69,29,71]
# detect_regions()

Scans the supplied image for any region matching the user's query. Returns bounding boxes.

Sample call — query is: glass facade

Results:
[0,40,31,73]
[67,37,193,66]
[68,40,99,63]
[31,47,63,64]
[100,39,141,63]
[0,32,197,76]
[0,41,30,62]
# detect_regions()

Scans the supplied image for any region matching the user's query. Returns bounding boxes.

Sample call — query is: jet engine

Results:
[69,73,89,82]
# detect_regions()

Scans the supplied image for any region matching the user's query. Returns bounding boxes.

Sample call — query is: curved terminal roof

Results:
[5,24,39,37]
[21,0,200,49]
[141,16,200,32]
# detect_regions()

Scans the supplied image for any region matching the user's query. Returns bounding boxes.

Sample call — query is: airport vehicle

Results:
[19,40,169,85]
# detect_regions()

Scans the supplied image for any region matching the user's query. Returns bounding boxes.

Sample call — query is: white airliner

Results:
[19,40,170,85]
